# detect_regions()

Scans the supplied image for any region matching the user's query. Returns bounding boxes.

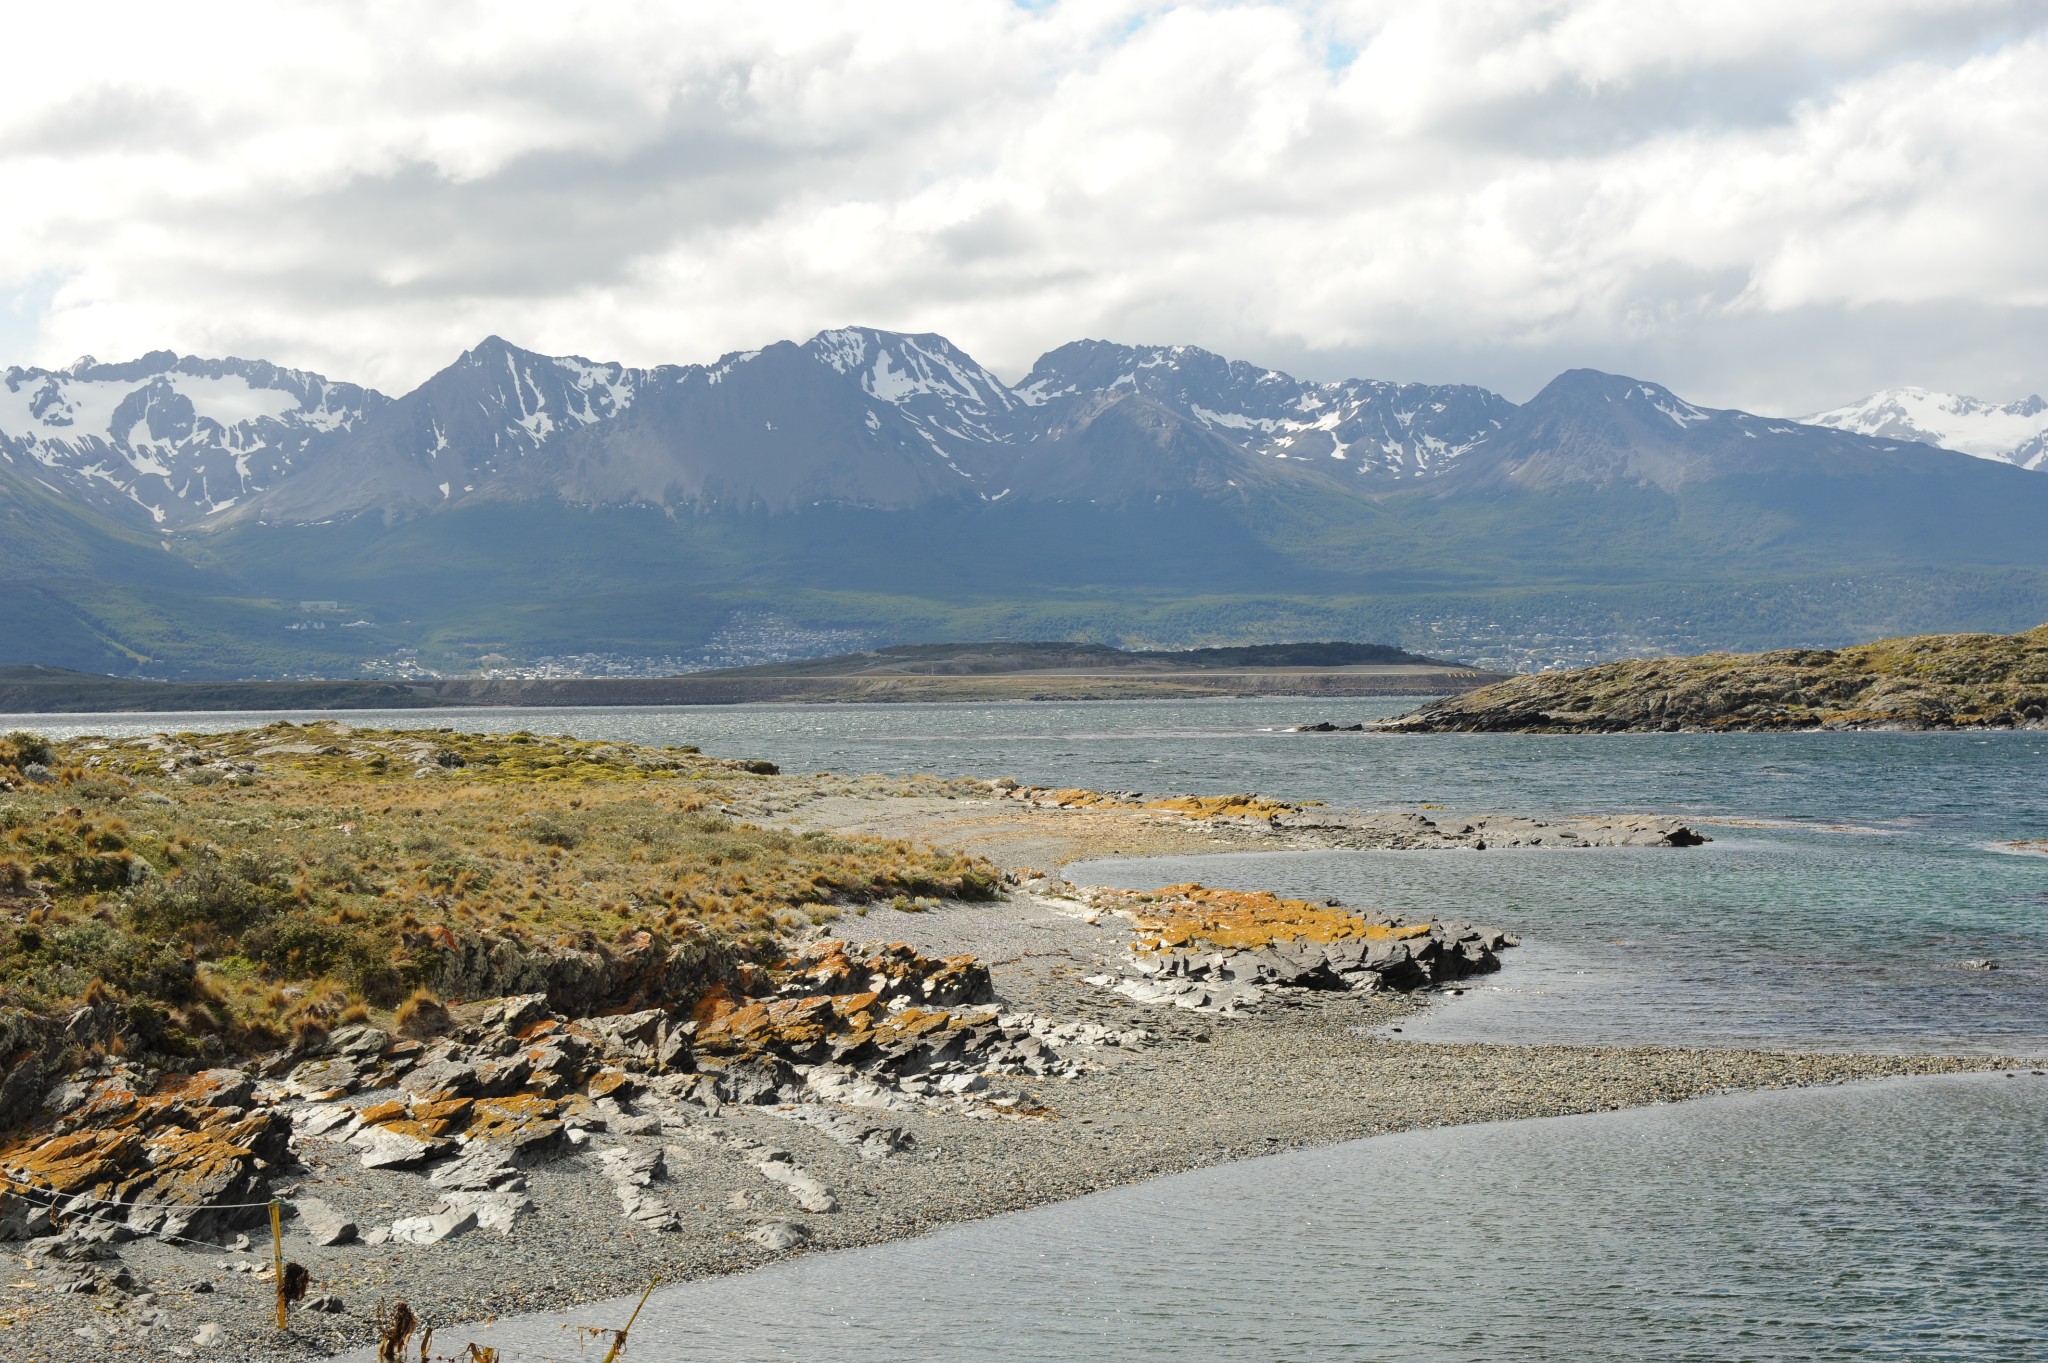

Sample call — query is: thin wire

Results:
[1,1173,313,1260]
[1,1181,254,1258]
[1,1170,295,1214]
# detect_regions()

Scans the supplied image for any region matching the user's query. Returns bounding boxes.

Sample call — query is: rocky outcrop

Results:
[1385,624,2048,733]
[992,784,1708,848]
[1269,809,1708,849]
[0,930,1091,1282]
[0,1068,288,1245]
[399,927,739,1022]
[0,1002,162,1132]
[690,939,1071,1100]
[1069,884,1517,1014]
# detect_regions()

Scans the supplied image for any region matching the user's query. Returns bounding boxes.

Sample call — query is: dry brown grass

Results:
[0,723,998,1056]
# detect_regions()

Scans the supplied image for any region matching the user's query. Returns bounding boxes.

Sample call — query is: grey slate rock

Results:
[747,1220,811,1251]
[293,1196,358,1247]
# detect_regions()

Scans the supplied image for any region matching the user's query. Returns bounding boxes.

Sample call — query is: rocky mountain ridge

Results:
[17,329,2031,534]
[1439,368,1980,493]
[8,330,2048,680]
[1017,339,1517,481]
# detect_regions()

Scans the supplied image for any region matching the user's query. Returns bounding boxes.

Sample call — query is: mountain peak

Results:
[800,328,1018,424]
[459,334,535,365]
[1446,366,2045,495]
[1525,369,1715,430]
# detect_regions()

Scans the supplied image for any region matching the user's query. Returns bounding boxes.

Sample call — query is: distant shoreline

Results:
[0,646,1503,714]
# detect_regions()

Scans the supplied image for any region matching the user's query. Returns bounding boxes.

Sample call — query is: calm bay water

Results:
[402,1074,2048,1363]
[15,699,2048,1359]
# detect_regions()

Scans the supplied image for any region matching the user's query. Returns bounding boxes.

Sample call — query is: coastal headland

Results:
[1383,623,2048,733]
[0,724,2013,1360]
[0,642,1500,714]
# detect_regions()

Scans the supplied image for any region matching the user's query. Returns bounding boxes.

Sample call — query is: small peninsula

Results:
[1383,624,2048,733]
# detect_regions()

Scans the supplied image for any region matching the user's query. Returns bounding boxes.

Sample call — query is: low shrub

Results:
[127,850,293,942]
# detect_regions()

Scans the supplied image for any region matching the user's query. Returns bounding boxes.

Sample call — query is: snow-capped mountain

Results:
[227,329,1053,522]
[16,332,2032,535]
[1019,340,1514,480]
[804,327,1025,468]
[0,352,385,526]
[10,332,2048,684]
[2,330,1519,528]
[220,336,660,522]
[1803,388,2048,472]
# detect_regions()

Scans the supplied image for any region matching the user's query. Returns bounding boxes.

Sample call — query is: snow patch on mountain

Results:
[1020,340,1515,481]
[1804,387,2048,471]
[0,351,385,526]
[804,328,1021,465]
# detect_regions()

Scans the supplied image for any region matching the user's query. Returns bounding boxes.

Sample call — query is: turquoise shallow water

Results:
[1076,832,2048,1053]
[16,700,2048,1359]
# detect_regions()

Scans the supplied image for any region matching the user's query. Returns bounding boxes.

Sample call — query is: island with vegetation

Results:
[0,724,1994,1357]
[1383,624,2048,733]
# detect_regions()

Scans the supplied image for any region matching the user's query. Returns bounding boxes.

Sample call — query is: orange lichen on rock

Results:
[689,981,744,1029]
[0,1070,287,1238]
[0,1128,145,1199]
[682,938,1044,1083]
[466,1094,565,1147]
[364,1096,476,1139]
[774,939,994,1011]
[1119,883,1431,954]
[702,995,838,1052]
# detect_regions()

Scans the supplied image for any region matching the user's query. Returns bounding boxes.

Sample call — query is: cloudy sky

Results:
[2,0,2044,413]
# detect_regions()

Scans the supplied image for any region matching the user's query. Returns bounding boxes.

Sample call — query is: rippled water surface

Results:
[17,701,2048,1359]
[357,1075,2048,1363]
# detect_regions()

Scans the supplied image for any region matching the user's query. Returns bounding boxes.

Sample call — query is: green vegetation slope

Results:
[1385,624,2048,732]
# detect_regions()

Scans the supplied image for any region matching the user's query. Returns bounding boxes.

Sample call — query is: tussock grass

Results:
[0,723,997,1057]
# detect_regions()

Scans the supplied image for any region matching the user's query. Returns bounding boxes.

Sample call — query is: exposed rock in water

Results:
[1383,624,2048,733]
[1268,809,1708,849]
[1077,884,1517,1014]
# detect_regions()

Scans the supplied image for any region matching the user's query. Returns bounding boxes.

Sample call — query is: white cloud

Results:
[0,0,2042,413]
